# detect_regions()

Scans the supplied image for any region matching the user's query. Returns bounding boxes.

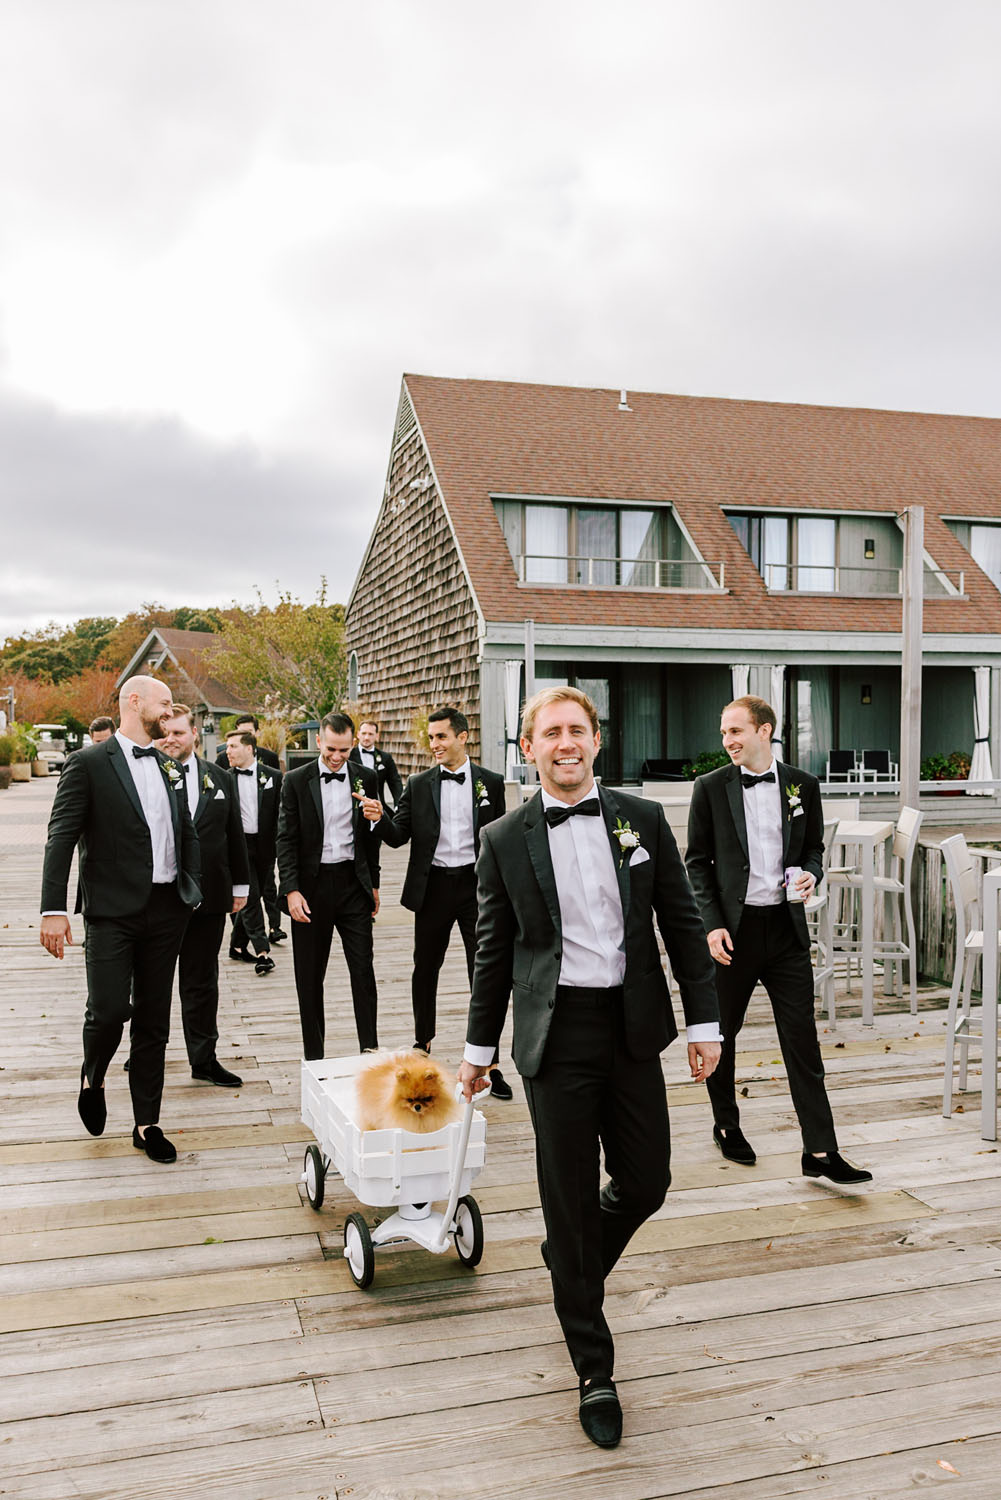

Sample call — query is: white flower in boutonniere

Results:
[202,772,213,793]
[353,776,364,796]
[161,758,182,786]
[613,817,641,868]
[475,779,488,804]
[259,772,271,788]
[785,784,803,818]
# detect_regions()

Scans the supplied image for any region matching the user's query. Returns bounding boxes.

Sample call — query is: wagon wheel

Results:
[344,1212,375,1289]
[453,1195,484,1268]
[303,1144,325,1210]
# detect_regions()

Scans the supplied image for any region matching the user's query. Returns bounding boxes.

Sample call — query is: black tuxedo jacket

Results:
[378,762,507,912]
[40,737,201,918]
[685,761,824,951]
[216,744,280,770]
[233,760,282,873]
[348,744,403,804]
[466,787,719,1078]
[276,760,381,907]
[188,757,251,914]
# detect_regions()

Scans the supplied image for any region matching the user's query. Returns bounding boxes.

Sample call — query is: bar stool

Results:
[807,818,840,1027]
[827,806,923,1014]
[941,834,1000,1119]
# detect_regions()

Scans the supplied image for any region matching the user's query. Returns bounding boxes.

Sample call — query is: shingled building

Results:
[345,374,1001,784]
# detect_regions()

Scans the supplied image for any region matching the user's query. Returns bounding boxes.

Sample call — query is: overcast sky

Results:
[2,0,999,643]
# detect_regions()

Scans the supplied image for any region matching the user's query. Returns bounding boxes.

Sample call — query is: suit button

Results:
[743,864,749,872]
[548,999,555,1009]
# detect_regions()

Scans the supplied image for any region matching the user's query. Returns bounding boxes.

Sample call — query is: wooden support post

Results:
[899,506,924,811]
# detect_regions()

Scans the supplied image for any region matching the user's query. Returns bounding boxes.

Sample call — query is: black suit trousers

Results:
[706,903,837,1153]
[522,986,670,1381]
[178,909,227,1069]
[292,863,378,1058]
[412,865,480,1051]
[231,835,270,956]
[82,883,190,1125]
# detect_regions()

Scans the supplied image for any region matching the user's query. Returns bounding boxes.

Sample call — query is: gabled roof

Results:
[116,627,251,712]
[402,374,1001,635]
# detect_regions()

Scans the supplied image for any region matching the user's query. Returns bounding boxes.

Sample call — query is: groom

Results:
[459,687,720,1448]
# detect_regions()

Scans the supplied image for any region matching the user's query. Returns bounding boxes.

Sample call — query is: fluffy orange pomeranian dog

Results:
[355,1050,461,1134]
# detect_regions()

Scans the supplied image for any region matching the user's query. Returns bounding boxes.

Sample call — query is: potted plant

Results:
[0,732,15,790]
[921,750,971,795]
[8,723,37,783]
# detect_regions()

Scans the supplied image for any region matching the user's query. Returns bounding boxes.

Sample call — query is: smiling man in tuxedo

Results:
[379,705,510,1095]
[39,676,201,1164]
[277,712,385,1057]
[458,687,720,1447]
[226,730,282,975]
[685,695,872,1185]
[159,705,249,1088]
[349,719,403,808]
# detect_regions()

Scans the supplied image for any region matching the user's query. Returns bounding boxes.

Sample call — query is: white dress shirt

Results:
[117,729,177,883]
[464,781,720,1064]
[357,746,377,771]
[433,758,476,867]
[181,754,249,899]
[742,758,785,906]
[235,760,260,834]
[320,764,355,863]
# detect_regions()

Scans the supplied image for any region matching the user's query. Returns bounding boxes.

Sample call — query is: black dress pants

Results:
[82,882,190,1126]
[292,862,378,1058]
[178,909,227,1069]
[522,986,670,1381]
[262,862,281,934]
[706,903,837,1153]
[231,836,270,957]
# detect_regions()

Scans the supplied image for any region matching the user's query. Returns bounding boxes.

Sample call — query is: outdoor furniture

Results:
[859,749,898,791]
[825,750,858,783]
[941,835,1000,1140]
[828,818,895,1025]
[827,807,923,1016]
[640,757,688,781]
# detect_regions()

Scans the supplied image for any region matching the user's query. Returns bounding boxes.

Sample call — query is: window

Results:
[524,505,568,583]
[970,525,1001,591]
[494,498,717,589]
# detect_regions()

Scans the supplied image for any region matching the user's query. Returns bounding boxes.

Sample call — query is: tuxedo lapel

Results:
[430,766,442,827]
[193,757,212,825]
[106,737,146,826]
[470,763,482,838]
[309,764,323,831]
[777,762,795,860]
[523,794,561,937]
[598,787,632,929]
[724,766,750,861]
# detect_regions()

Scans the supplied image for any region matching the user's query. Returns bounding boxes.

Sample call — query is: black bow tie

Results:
[182,762,190,773]
[132,745,157,760]
[441,769,466,783]
[741,771,776,789]
[235,767,254,776]
[322,770,346,783]
[544,799,601,828]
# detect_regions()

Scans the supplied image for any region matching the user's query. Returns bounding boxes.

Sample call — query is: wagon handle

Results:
[432,1083,489,1252]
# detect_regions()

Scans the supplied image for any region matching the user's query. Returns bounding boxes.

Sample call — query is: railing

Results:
[518,554,725,589]
[763,564,964,595]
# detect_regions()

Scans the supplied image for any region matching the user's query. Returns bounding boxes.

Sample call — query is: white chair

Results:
[828,806,923,1014]
[821,797,860,826]
[941,835,1000,1119]
[807,817,840,1027]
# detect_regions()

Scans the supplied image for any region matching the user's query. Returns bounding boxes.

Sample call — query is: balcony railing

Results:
[518,554,726,590]
[763,564,965,596]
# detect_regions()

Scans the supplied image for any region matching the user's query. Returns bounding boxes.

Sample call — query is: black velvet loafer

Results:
[802,1150,872,1184]
[713,1124,756,1164]
[579,1377,622,1448]
[191,1059,243,1087]
[132,1125,177,1163]
[77,1066,107,1136]
[487,1067,513,1100]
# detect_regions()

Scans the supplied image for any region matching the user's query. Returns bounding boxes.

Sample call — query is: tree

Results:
[205,583,346,720]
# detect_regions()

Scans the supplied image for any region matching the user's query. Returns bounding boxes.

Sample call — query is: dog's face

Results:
[394,1065,443,1119]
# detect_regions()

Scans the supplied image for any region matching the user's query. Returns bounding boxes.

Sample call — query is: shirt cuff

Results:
[41,910,68,917]
[463,1043,497,1067]
[686,1022,723,1044]
[232,885,250,899]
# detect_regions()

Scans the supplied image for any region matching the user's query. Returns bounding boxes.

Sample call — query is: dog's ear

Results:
[395,1066,410,1083]
[423,1068,438,1084]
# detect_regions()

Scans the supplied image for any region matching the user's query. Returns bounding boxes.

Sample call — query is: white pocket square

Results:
[792,806,804,818]
[629,846,651,867]
[214,788,225,800]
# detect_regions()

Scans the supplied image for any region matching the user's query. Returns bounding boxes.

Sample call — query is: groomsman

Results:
[39,676,201,1164]
[226,730,282,975]
[216,713,284,941]
[159,705,249,1087]
[685,694,872,1184]
[458,687,720,1447]
[277,712,384,1057]
[215,714,281,771]
[349,719,403,807]
[379,706,511,1096]
[88,716,115,744]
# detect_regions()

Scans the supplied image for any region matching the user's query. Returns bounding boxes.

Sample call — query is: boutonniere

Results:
[202,772,213,793]
[785,784,801,814]
[374,751,383,767]
[612,817,642,868]
[353,776,364,796]
[475,779,488,803]
[161,758,182,786]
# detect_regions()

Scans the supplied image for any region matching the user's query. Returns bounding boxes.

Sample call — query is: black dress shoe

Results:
[229,945,255,962]
[255,954,275,975]
[132,1125,177,1163]
[412,1041,431,1055]
[268,928,287,943]
[192,1058,243,1087]
[77,1066,107,1136]
[802,1150,873,1184]
[578,1377,622,1449]
[487,1067,513,1100]
[713,1124,756,1165]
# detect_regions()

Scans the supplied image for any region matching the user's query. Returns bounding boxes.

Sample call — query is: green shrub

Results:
[0,733,17,767]
[683,749,730,779]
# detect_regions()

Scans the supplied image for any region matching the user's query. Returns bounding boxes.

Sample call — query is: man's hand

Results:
[708,927,734,966]
[231,895,247,914]
[354,792,383,823]
[457,1059,491,1102]
[372,888,380,916]
[793,871,816,901]
[40,914,72,960]
[688,1040,722,1082]
[287,891,311,924]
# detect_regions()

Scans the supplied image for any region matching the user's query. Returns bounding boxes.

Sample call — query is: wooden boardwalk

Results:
[1,776,1000,1498]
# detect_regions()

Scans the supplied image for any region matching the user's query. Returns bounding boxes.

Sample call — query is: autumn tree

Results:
[205,583,346,721]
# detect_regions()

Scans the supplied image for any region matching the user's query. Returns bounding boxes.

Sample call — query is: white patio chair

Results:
[807,817,840,1027]
[941,834,1000,1119]
[828,806,923,1014]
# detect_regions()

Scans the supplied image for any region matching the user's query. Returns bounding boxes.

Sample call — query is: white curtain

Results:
[797,517,836,592]
[970,665,993,794]
[770,664,786,759]
[524,505,568,583]
[731,663,750,699]
[504,660,523,778]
